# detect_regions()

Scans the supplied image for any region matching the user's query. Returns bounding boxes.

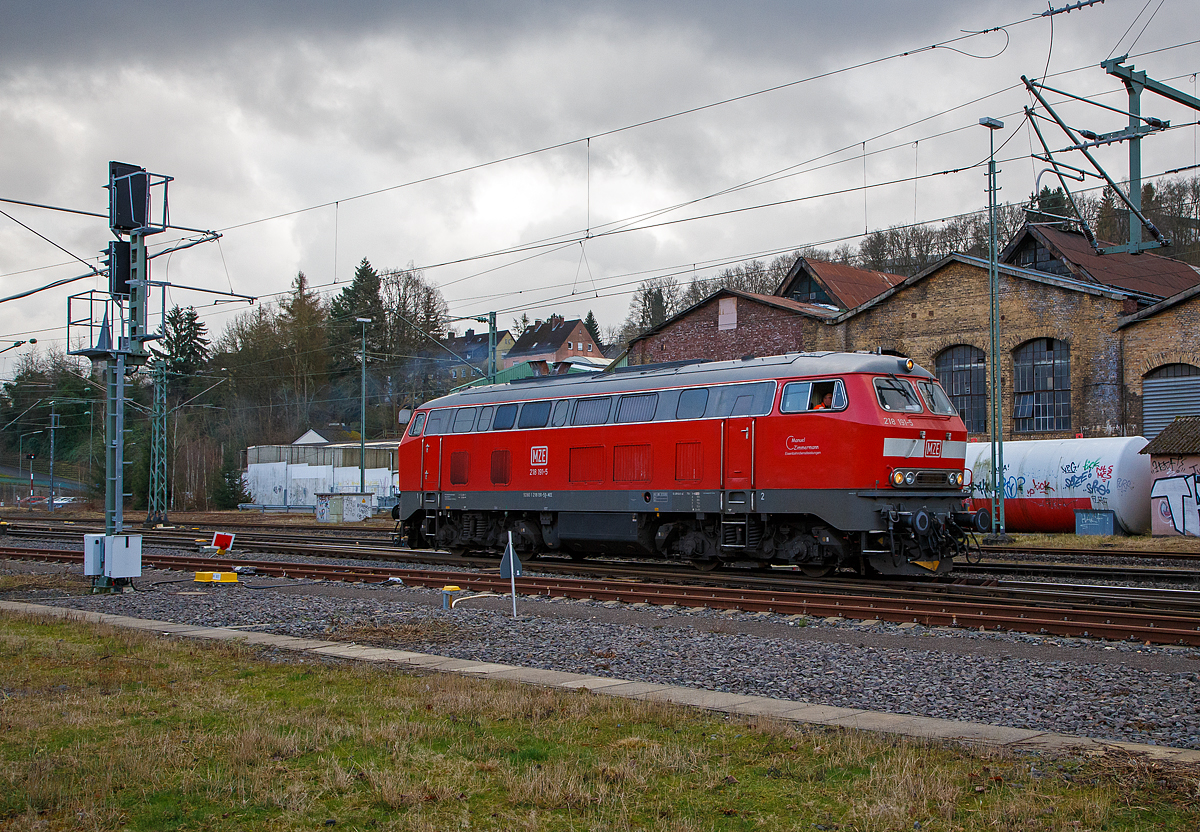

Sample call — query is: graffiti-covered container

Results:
[964,437,1151,534]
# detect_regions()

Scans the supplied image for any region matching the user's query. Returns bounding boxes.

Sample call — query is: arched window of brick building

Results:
[934,345,986,433]
[1013,338,1070,432]
[1145,363,1200,379]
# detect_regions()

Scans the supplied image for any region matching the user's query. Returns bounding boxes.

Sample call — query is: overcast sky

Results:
[1,0,1197,375]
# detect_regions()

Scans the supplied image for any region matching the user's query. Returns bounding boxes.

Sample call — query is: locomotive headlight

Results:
[891,470,905,486]
[948,471,962,486]
[904,471,916,485]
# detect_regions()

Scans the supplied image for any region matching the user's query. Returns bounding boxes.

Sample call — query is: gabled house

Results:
[439,328,515,384]
[502,316,602,369]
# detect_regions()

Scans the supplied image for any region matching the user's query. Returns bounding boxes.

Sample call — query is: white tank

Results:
[964,437,1151,534]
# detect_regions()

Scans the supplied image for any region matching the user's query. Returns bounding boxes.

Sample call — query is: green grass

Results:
[0,611,1197,831]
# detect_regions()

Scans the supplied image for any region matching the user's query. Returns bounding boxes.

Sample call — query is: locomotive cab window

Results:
[781,379,846,413]
[492,403,518,430]
[518,400,552,429]
[424,408,452,435]
[915,379,956,416]
[452,407,477,433]
[407,411,427,436]
[873,377,923,413]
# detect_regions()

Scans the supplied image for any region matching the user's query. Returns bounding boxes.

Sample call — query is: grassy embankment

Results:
[0,611,1197,831]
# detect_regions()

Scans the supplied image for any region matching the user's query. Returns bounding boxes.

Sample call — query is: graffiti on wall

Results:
[1150,474,1200,536]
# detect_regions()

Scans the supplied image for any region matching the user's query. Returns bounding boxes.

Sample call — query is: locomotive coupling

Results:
[951,508,990,533]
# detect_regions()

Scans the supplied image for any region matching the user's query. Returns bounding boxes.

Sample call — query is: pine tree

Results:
[155,306,210,399]
[328,258,386,378]
[583,310,602,347]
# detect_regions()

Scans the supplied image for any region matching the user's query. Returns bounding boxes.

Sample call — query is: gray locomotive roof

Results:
[418,351,933,410]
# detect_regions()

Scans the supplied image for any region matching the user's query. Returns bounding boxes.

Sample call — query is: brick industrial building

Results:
[628,223,1200,441]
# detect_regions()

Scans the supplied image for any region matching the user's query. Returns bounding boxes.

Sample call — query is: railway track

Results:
[6,520,1199,585]
[4,544,1200,647]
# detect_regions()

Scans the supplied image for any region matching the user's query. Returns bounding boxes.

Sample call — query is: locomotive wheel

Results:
[693,557,721,572]
[800,563,835,578]
[448,547,468,557]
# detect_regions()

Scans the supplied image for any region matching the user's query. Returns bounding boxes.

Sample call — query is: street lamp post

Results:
[356,318,372,497]
[980,116,1008,542]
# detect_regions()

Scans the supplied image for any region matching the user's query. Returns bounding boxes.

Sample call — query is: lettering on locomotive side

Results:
[523,492,554,498]
[531,446,548,466]
[784,435,821,456]
[925,440,942,458]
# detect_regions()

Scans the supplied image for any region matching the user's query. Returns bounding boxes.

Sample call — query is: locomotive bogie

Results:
[395,352,975,576]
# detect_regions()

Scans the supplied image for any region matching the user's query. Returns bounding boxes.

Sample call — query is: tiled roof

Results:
[507,318,586,357]
[1011,224,1200,299]
[1140,415,1200,455]
[441,329,511,363]
[805,260,905,309]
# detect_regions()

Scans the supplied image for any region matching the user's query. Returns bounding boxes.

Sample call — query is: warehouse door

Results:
[1143,364,1200,440]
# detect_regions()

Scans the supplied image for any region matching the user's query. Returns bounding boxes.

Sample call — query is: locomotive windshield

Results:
[874,377,923,413]
[915,379,957,415]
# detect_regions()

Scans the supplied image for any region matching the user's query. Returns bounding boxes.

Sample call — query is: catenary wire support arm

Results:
[1023,106,1100,248]
[1022,75,1170,250]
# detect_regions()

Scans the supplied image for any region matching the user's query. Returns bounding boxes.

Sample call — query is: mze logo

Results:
[924,440,943,458]
[530,446,548,466]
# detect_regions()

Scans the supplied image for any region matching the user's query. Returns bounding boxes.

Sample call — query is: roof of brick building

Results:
[1141,415,1200,455]
[775,258,904,310]
[1003,224,1200,299]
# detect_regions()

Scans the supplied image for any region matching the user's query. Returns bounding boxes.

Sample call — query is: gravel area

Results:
[4,540,1200,751]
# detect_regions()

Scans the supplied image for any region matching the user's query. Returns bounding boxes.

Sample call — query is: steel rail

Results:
[4,546,1199,646]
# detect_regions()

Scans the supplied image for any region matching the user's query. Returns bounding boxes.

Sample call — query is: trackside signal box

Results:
[83,534,143,578]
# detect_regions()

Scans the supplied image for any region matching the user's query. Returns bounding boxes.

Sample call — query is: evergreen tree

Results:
[154,306,210,399]
[278,271,328,420]
[328,258,386,378]
[583,310,602,347]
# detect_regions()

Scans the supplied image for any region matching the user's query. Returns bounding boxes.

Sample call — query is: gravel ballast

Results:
[5,546,1200,752]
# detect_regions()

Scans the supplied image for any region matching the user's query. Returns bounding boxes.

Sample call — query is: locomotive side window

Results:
[616,393,658,423]
[780,382,812,413]
[551,400,570,427]
[407,411,427,436]
[708,381,775,417]
[476,406,494,431]
[518,400,552,428]
[676,387,708,419]
[783,379,847,412]
[874,377,923,413]
[452,407,477,433]
[573,396,611,425]
[915,379,956,415]
[424,408,452,435]
[492,403,518,430]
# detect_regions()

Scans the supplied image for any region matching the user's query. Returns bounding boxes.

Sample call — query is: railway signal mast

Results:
[68,163,241,589]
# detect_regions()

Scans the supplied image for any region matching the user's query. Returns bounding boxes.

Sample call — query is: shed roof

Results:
[1003,224,1200,299]
[1140,415,1200,456]
[774,257,904,310]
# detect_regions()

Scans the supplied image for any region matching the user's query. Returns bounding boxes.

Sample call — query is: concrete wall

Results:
[246,461,392,508]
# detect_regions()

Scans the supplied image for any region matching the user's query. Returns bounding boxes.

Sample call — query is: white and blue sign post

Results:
[499,531,522,619]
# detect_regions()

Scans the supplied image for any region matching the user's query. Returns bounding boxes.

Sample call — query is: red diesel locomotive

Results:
[394,352,987,576]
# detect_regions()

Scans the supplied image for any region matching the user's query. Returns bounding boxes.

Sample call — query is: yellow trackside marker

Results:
[912,561,940,571]
[194,571,240,583]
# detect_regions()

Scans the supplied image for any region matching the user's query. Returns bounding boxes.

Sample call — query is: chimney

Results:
[465,328,474,337]
[1121,297,1138,315]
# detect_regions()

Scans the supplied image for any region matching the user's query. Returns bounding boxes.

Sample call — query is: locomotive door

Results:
[421,436,442,492]
[723,417,755,508]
